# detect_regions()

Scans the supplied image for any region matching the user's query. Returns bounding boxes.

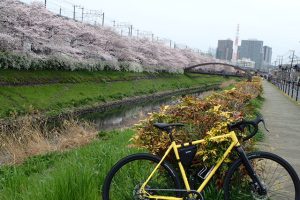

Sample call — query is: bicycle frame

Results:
[140,131,240,200]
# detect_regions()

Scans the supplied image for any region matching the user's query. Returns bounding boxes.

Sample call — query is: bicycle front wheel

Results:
[102,153,181,200]
[224,151,300,200]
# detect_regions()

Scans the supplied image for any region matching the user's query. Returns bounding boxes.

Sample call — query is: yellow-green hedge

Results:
[132,77,262,182]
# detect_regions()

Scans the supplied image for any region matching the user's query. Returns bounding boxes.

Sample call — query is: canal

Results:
[81,91,213,131]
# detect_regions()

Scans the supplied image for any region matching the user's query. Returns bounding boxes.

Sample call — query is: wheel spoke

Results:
[268,189,293,199]
[102,154,180,200]
[224,152,299,200]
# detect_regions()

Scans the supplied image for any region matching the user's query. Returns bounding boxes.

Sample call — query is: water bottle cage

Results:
[197,166,214,180]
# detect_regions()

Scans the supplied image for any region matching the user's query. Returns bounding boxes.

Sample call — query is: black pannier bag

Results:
[178,145,197,167]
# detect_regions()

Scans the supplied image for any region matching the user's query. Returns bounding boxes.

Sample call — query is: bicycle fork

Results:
[235,147,267,195]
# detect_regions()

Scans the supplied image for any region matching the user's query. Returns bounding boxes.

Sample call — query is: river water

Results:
[81,91,213,131]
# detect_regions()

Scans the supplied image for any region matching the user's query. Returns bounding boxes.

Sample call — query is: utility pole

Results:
[80,7,84,22]
[102,12,105,26]
[73,5,76,20]
[44,0,46,8]
[289,50,295,84]
[277,55,283,65]
[277,56,282,65]
[127,25,133,36]
[170,40,172,48]
[290,50,295,67]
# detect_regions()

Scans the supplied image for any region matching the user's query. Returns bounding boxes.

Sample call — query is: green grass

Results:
[0,92,264,200]
[248,95,264,116]
[245,95,265,142]
[0,128,245,200]
[0,70,229,118]
[0,129,141,200]
[0,69,172,84]
[0,129,226,200]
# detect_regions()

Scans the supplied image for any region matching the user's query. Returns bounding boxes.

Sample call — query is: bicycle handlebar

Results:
[228,115,269,141]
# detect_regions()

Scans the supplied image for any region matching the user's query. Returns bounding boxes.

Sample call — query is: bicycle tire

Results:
[223,151,300,200]
[102,153,182,200]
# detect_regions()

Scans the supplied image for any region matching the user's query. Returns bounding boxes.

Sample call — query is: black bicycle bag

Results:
[178,145,197,167]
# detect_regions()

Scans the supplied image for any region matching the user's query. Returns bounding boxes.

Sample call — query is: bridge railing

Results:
[184,62,250,78]
[186,70,244,77]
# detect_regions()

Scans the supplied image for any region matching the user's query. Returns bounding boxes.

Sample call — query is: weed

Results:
[0,115,97,164]
[0,129,139,200]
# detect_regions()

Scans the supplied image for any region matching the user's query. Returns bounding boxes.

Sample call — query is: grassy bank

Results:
[0,70,232,118]
[0,69,172,85]
[0,129,225,200]
[0,129,138,200]
[0,80,264,200]
[247,94,265,142]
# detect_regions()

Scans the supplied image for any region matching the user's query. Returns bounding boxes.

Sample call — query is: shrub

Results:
[132,78,262,182]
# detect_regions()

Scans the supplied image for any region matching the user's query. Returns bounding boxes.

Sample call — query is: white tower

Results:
[232,24,240,63]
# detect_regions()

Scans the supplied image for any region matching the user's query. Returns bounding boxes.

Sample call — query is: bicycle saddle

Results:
[153,123,184,132]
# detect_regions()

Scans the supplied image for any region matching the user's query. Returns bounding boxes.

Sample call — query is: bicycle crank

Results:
[183,191,204,200]
[133,184,151,200]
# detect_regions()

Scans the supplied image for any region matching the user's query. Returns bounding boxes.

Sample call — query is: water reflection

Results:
[81,91,213,131]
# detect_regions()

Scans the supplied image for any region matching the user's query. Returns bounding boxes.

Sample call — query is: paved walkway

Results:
[259,80,300,175]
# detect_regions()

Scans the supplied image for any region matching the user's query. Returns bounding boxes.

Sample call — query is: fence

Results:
[272,79,300,101]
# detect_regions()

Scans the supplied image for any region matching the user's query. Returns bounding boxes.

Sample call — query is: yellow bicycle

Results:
[102,116,300,200]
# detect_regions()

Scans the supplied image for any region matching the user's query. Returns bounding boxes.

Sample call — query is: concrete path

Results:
[259,80,300,175]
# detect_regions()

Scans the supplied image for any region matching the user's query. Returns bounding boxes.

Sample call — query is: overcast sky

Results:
[43,0,300,64]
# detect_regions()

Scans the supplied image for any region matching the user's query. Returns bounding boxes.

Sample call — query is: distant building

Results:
[216,39,233,61]
[238,39,264,69]
[263,46,272,65]
[237,58,255,68]
[207,47,216,58]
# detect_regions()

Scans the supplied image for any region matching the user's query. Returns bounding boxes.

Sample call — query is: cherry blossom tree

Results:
[0,0,222,73]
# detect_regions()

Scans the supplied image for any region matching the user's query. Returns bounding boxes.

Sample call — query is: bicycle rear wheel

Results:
[224,151,300,200]
[102,153,181,200]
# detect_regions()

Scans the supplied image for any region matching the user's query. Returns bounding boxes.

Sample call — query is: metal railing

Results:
[271,79,300,101]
